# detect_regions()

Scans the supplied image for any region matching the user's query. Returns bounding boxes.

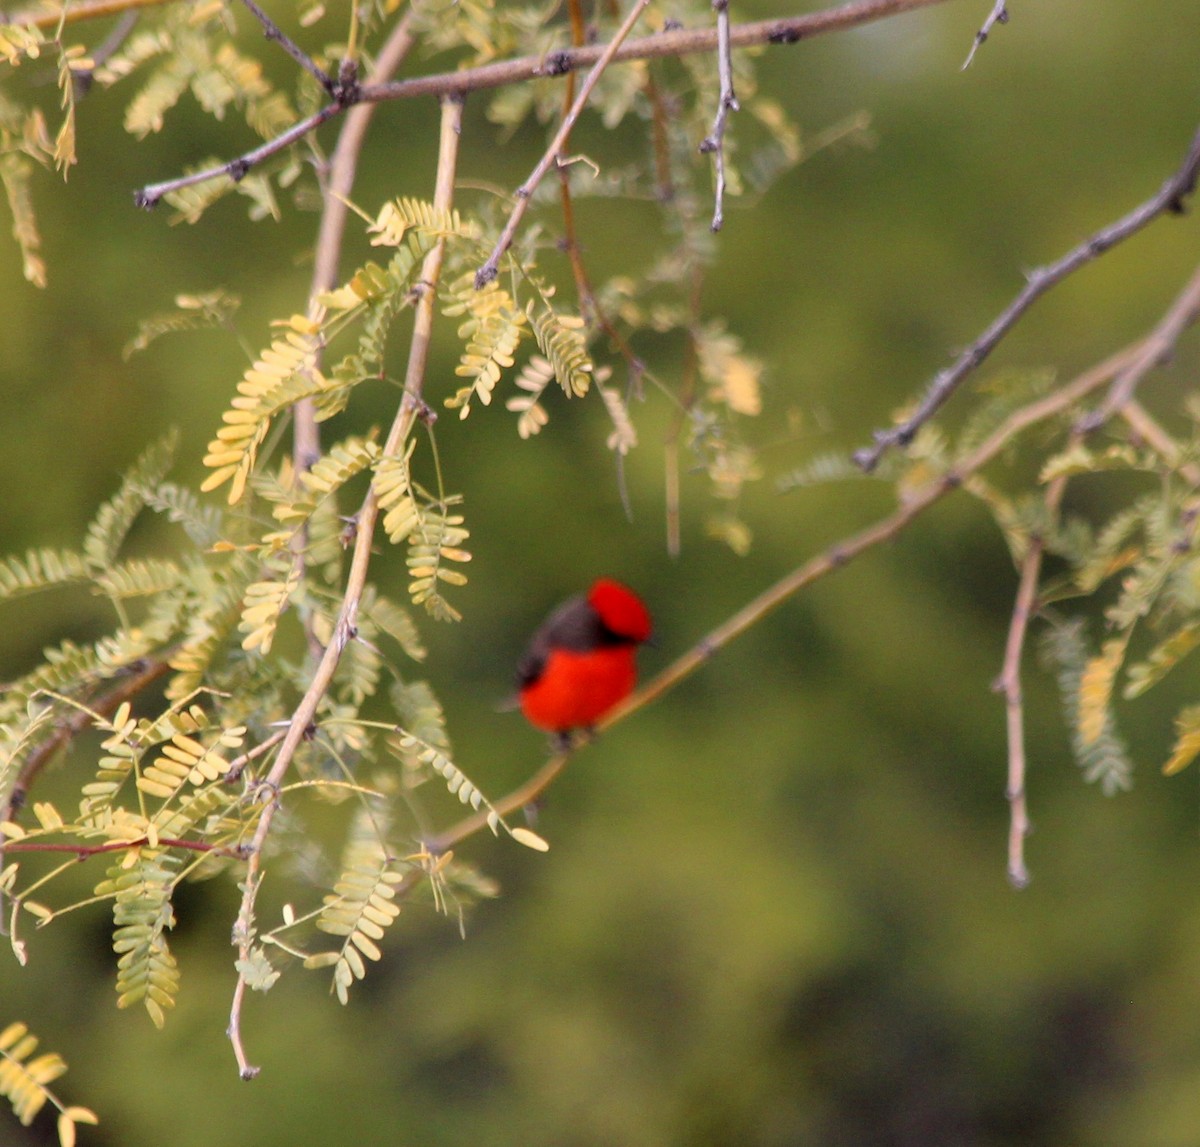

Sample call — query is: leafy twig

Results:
[962,0,1008,69]
[475,0,652,288]
[996,262,1200,888]
[854,122,1200,473]
[698,0,739,231]
[225,93,464,1082]
[1,657,172,825]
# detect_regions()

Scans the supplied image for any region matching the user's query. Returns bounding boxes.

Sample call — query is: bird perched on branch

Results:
[517,579,653,738]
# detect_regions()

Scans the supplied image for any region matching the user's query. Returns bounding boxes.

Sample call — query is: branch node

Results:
[542,50,573,76]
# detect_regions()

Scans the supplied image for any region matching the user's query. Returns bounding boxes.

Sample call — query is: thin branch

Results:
[134,104,345,209]
[995,522,1044,890]
[236,0,334,96]
[475,0,651,288]
[4,836,244,857]
[427,750,572,854]
[2,0,166,30]
[1083,266,1200,428]
[129,0,953,211]
[1121,399,1200,488]
[367,0,953,105]
[698,0,739,231]
[1,657,172,825]
[962,0,1008,69]
[293,12,417,654]
[226,94,464,1082]
[854,122,1200,473]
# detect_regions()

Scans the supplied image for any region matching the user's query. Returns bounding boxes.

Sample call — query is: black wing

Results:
[515,593,612,689]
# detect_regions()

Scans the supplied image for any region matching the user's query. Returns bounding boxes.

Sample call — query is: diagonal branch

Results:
[854,122,1200,473]
[236,0,334,95]
[134,104,345,209]
[962,0,1008,69]
[474,0,651,288]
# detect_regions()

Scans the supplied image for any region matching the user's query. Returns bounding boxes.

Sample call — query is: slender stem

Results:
[698,0,739,231]
[236,0,334,95]
[476,0,652,288]
[4,836,243,856]
[293,13,417,655]
[962,0,1008,69]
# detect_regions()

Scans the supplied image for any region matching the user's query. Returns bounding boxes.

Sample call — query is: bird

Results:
[517,579,653,738]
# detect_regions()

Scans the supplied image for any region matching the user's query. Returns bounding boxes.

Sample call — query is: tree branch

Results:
[854,122,1200,473]
[131,0,953,209]
[1,657,172,826]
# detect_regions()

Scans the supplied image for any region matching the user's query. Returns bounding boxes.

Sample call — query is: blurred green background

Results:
[5,0,1200,1144]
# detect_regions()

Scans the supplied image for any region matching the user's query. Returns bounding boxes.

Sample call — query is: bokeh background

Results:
[5,0,1200,1144]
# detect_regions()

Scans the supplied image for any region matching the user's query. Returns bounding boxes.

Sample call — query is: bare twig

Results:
[236,0,335,96]
[226,94,464,1082]
[71,9,138,95]
[854,122,1200,473]
[995,523,1043,890]
[962,0,1008,69]
[475,0,651,288]
[130,0,953,212]
[134,104,345,209]
[368,0,952,104]
[698,0,740,231]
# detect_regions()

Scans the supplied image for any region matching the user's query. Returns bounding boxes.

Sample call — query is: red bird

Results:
[517,579,653,735]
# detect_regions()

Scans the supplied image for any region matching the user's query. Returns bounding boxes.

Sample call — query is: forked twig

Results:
[993,260,1200,888]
